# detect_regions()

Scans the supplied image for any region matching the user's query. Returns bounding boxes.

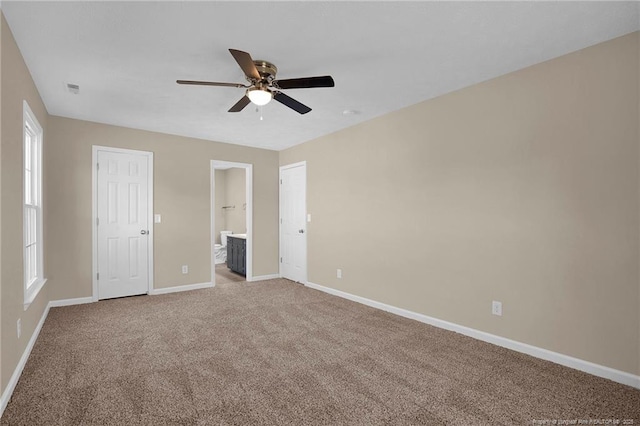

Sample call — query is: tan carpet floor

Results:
[215,264,246,284]
[2,279,639,425]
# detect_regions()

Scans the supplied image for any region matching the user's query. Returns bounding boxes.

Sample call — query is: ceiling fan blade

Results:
[273,76,335,90]
[273,92,312,115]
[229,49,261,81]
[177,80,248,88]
[228,96,251,113]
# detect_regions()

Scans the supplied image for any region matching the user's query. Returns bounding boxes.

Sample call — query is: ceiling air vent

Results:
[66,83,80,94]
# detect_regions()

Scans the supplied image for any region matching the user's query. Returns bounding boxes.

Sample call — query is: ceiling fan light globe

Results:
[247,88,273,106]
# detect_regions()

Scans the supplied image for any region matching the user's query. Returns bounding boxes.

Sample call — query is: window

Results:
[23,101,45,305]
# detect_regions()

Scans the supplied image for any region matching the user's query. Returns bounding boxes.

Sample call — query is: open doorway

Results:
[210,160,253,286]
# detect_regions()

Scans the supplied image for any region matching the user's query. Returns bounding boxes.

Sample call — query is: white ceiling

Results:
[2,1,638,151]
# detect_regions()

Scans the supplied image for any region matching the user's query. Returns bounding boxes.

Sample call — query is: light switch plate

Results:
[307,214,312,222]
[154,214,161,223]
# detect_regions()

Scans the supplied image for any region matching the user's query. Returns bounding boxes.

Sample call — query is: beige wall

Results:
[214,169,227,244]
[213,168,247,241]
[46,117,280,298]
[0,10,4,390]
[224,168,246,235]
[281,33,640,375]
[1,13,51,391]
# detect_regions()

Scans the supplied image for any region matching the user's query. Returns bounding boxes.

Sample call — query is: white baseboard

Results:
[305,281,640,390]
[49,297,94,307]
[250,274,280,282]
[0,302,51,417]
[149,281,213,295]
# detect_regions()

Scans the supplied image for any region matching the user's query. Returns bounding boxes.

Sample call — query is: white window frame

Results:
[23,101,46,307]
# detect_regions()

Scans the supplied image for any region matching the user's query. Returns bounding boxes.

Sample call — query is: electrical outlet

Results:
[182,265,188,274]
[17,319,21,339]
[337,269,342,279]
[492,301,502,316]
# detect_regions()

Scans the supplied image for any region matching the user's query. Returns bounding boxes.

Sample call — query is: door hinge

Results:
[97,163,100,171]
[280,218,282,224]
[97,272,100,280]
[280,179,282,184]
[280,257,282,263]
[96,217,99,226]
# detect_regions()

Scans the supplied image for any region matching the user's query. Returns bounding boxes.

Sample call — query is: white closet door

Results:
[280,163,307,283]
[97,149,150,299]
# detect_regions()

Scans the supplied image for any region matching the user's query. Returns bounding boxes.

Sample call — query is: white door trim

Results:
[210,160,253,285]
[279,161,307,283]
[92,146,154,302]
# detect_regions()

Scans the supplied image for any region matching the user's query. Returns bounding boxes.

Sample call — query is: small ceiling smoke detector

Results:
[342,109,360,115]
[66,83,80,94]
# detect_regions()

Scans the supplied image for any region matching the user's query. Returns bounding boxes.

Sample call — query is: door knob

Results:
[298,229,304,234]
[140,230,149,235]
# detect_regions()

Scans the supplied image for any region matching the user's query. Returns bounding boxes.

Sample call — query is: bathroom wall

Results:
[224,168,246,235]
[214,169,226,244]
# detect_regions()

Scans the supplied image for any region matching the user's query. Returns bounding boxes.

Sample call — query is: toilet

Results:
[214,231,233,264]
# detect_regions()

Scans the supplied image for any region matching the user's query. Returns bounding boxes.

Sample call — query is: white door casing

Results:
[280,162,307,283]
[93,147,153,300]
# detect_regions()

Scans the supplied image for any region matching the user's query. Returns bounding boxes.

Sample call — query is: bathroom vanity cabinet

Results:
[226,235,246,276]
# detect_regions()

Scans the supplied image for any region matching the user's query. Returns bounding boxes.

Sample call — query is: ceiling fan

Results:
[177,49,335,115]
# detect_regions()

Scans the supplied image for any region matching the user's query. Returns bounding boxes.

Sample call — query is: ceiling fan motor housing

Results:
[252,60,278,83]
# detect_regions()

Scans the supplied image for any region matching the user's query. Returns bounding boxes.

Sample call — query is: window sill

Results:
[24,278,47,310]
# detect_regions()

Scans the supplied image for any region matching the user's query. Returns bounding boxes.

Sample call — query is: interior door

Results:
[280,163,307,283]
[97,149,150,299]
